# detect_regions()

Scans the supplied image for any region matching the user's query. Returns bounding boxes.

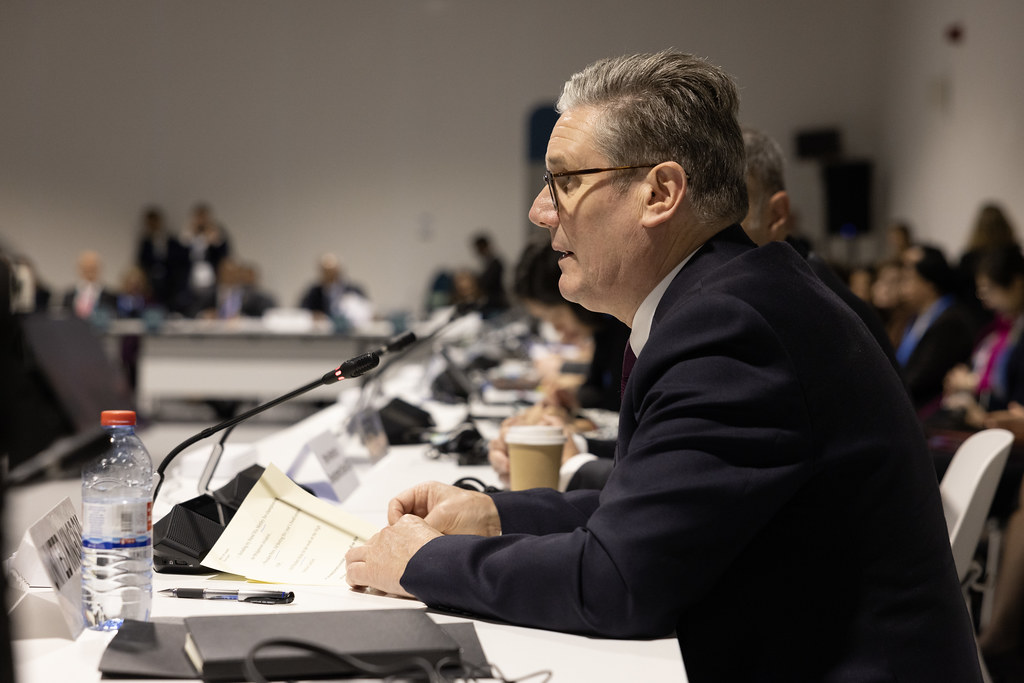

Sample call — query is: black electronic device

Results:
[795,128,841,160]
[430,345,485,404]
[378,397,436,445]
[151,351,380,574]
[152,464,265,573]
[354,303,481,433]
[433,423,489,466]
[4,314,133,479]
[183,609,461,682]
[824,160,873,236]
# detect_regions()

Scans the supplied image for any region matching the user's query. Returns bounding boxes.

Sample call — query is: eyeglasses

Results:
[543,164,659,213]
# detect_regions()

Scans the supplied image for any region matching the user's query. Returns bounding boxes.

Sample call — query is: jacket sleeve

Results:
[401,293,815,638]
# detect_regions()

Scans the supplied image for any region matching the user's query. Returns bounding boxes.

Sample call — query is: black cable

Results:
[242,637,441,683]
[452,476,502,494]
[487,662,553,683]
[240,636,550,683]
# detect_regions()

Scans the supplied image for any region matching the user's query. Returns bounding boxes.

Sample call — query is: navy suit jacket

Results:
[61,286,117,315]
[902,302,978,410]
[299,282,367,315]
[403,226,980,682]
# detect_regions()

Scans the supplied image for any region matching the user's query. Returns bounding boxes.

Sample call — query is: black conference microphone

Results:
[360,302,478,390]
[151,351,379,574]
[355,304,484,445]
[181,332,415,488]
[375,329,417,356]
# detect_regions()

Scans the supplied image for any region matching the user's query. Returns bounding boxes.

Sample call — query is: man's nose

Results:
[529,186,558,229]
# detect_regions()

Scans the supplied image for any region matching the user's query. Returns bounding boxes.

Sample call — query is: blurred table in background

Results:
[104,316,392,415]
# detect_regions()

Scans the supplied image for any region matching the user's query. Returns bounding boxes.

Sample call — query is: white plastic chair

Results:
[940,428,1013,583]
[939,428,1013,683]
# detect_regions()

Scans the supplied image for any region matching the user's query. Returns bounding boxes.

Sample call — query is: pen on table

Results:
[158,588,295,604]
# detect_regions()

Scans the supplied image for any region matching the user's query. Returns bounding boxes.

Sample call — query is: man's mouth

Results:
[557,251,573,260]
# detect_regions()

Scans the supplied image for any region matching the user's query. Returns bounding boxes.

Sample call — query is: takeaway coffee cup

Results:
[505,425,565,490]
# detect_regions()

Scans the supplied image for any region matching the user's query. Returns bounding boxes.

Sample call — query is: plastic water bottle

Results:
[81,410,154,630]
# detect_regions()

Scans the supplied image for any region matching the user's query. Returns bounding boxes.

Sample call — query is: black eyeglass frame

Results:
[543,164,661,212]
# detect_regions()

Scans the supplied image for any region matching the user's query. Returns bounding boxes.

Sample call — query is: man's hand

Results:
[345,482,501,596]
[387,481,502,537]
[345,515,441,597]
[488,405,585,482]
[985,401,1024,440]
[944,364,978,396]
[488,435,512,487]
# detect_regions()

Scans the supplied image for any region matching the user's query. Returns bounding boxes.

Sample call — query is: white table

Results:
[105,318,392,414]
[9,399,687,682]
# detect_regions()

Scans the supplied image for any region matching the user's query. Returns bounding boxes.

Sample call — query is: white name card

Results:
[307,429,360,502]
[6,497,85,639]
[286,429,361,503]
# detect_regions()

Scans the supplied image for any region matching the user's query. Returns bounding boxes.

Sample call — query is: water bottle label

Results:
[81,500,152,549]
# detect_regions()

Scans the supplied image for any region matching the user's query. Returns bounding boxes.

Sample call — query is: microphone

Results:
[151,351,379,574]
[375,330,416,356]
[354,306,484,445]
[359,304,476,392]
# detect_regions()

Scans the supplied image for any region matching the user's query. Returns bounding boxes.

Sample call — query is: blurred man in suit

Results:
[897,244,979,412]
[190,257,275,319]
[62,250,117,320]
[741,127,900,371]
[470,233,509,317]
[346,51,981,682]
[299,252,373,328]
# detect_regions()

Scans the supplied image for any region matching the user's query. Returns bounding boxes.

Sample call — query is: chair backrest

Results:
[939,428,1014,582]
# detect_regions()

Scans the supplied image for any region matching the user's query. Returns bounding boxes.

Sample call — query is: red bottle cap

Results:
[100,410,137,426]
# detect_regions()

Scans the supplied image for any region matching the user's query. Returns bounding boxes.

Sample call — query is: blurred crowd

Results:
[837,204,1023,429]
[4,132,1024,675]
[5,203,512,331]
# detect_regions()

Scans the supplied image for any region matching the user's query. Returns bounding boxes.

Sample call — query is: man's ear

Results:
[765,190,790,241]
[640,162,687,228]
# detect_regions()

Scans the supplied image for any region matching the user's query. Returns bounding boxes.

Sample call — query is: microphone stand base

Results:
[152,464,265,574]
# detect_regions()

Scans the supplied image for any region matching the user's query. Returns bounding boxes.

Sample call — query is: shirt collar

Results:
[628,248,699,357]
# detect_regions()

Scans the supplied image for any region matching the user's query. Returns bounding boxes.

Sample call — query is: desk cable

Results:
[452,476,502,494]
[242,638,551,682]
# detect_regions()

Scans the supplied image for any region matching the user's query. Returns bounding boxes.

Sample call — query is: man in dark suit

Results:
[741,127,901,372]
[470,233,510,317]
[346,51,982,682]
[561,127,909,492]
[897,244,979,412]
[298,252,373,327]
[62,249,117,319]
[188,257,275,319]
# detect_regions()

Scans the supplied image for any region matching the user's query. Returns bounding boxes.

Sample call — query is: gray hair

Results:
[742,128,786,204]
[556,50,748,226]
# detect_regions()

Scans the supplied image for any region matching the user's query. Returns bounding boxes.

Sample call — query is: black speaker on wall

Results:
[795,128,841,160]
[823,161,873,236]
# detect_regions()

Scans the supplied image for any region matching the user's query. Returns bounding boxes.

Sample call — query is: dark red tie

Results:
[621,343,637,397]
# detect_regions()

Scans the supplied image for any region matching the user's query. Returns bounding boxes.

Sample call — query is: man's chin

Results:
[557,278,583,304]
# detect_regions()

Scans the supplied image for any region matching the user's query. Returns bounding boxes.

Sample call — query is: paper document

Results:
[202,464,379,585]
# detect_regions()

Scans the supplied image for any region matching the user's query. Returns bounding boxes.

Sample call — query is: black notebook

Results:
[182,608,462,681]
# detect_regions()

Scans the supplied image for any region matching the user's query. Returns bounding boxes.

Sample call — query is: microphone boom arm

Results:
[151,351,380,502]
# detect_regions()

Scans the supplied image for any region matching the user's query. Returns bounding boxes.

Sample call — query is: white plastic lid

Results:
[505,424,565,446]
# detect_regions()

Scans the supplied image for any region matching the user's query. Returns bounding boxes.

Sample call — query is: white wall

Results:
[881,0,1024,259]
[3,0,1018,315]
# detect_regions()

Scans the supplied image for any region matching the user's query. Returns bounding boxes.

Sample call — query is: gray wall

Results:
[2,1,1021,314]
[880,0,1024,257]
